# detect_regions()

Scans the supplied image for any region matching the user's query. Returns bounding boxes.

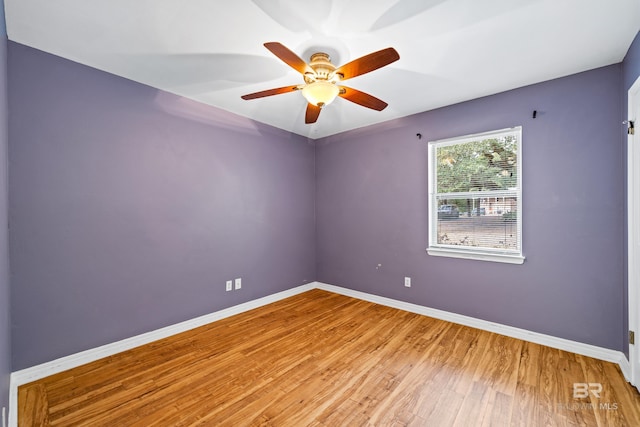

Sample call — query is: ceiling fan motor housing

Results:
[305,52,339,83]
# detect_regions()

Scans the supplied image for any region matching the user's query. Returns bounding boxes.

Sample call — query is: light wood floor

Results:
[18,289,640,426]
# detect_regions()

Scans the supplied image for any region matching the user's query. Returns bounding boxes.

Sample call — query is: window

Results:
[427,127,524,264]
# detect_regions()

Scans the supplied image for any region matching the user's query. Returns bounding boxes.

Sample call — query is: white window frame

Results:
[427,127,525,264]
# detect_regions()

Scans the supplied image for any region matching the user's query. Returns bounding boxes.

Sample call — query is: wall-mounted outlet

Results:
[225,280,233,292]
[234,278,242,290]
[404,277,411,288]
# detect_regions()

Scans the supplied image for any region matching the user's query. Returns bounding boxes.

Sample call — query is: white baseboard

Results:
[315,282,631,379]
[8,282,315,427]
[7,281,631,426]
[618,356,632,382]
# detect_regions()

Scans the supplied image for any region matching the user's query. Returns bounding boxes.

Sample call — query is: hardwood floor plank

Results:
[18,383,49,427]
[315,398,373,426]
[452,381,491,426]
[421,388,465,426]
[481,390,513,427]
[510,383,539,427]
[18,289,640,426]
[471,334,522,394]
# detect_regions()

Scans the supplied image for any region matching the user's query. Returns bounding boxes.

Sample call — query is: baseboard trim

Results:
[8,280,631,426]
[8,282,315,427]
[315,282,631,379]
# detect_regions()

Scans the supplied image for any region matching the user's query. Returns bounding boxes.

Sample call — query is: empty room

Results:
[2,0,640,425]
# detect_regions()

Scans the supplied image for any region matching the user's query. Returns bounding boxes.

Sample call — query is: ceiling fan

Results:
[241,42,400,124]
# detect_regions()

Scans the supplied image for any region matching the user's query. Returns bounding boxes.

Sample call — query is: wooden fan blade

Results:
[241,85,299,100]
[264,42,314,75]
[339,86,388,111]
[305,103,321,124]
[334,47,399,81]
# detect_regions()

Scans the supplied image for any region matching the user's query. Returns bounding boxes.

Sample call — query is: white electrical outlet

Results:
[225,280,233,292]
[404,277,411,287]
[234,278,242,290]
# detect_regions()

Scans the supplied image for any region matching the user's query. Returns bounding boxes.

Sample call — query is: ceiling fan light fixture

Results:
[301,81,340,107]
[241,43,400,123]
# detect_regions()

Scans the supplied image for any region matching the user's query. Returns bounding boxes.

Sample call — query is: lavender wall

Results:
[316,64,625,351]
[0,0,10,415]
[623,32,640,95]
[8,42,316,370]
[6,31,638,374]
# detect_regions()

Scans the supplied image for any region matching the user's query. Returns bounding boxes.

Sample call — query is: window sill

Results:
[427,247,525,264]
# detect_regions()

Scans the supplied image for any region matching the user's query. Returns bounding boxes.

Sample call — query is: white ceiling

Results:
[5,0,640,139]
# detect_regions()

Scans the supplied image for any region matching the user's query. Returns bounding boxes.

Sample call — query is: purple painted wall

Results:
[0,0,10,414]
[6,30,639,374]
[623,32,640,95]
[8,42,316,370]
[316,64,625,351]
